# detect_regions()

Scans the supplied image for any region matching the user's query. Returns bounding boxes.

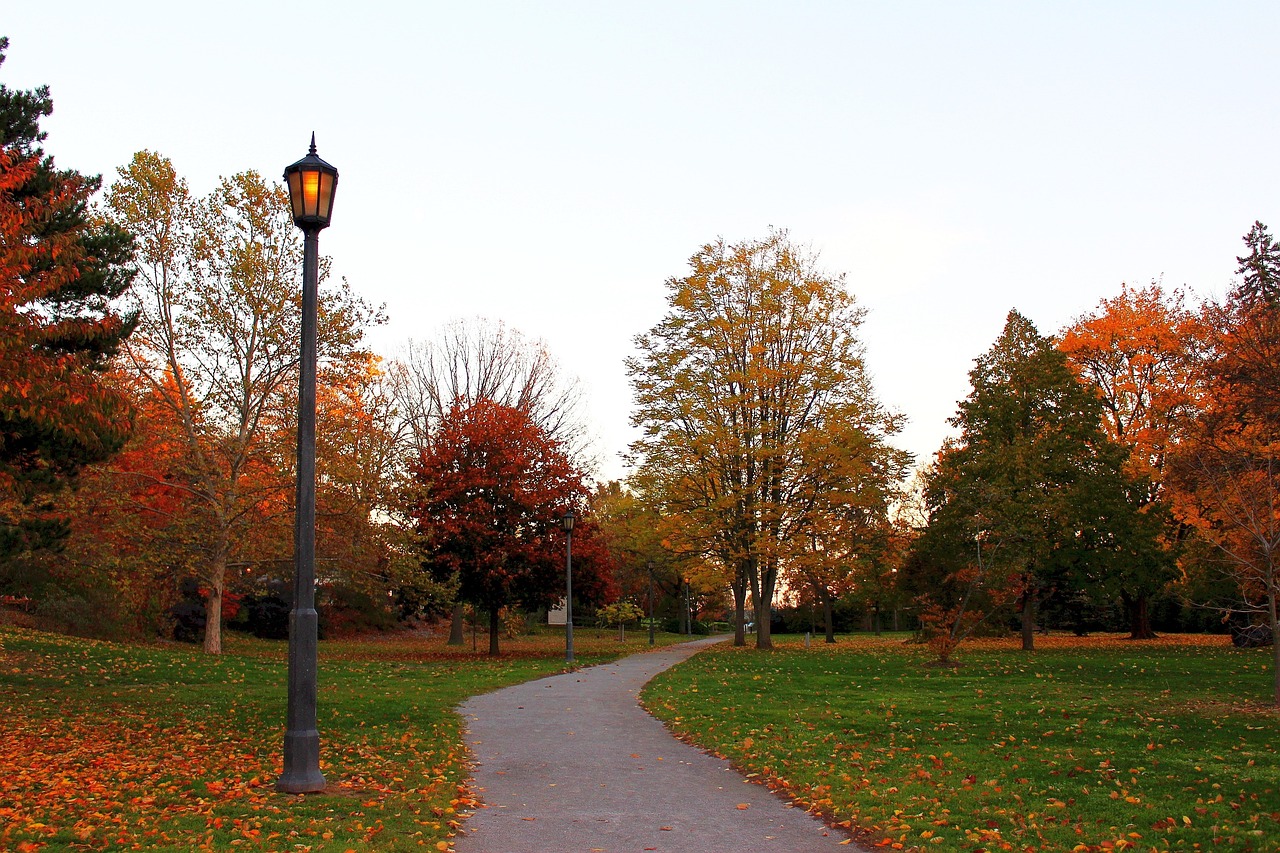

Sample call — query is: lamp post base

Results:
[277,731,326,793]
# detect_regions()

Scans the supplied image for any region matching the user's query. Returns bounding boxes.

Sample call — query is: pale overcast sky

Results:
[11,2,1280,480]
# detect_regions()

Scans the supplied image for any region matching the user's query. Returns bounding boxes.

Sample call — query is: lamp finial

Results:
[308,132,317,155]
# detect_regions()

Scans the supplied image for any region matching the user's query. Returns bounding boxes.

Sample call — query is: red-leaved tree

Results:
[411,398,613,654]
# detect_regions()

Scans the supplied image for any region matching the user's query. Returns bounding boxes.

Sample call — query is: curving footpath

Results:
[454,637,866,853]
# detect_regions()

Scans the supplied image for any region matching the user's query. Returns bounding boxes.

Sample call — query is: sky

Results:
[9,2,1280,481]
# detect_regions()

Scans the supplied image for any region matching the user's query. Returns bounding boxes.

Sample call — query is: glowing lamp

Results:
[283,133,338,229]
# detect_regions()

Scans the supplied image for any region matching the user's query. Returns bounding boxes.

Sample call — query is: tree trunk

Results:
[448,601,466,645]
[824,596,835,644]
[1021,586,1036,651]
[755,597,772,650]
[488,607,500,656]
[204,582,223,654]
[203,539,228,654]
[755,558,777,650]
[872,602,881,638]
[1123,591,1158,640]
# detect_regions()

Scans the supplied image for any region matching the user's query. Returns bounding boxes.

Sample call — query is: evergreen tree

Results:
[916,310,1157,650]
[1234,221,1280,309]
[0,37,136,557]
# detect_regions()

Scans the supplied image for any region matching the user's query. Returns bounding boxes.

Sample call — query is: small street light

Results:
[277,134,337,795]
[646,560,655,646]
[562,509,575,664]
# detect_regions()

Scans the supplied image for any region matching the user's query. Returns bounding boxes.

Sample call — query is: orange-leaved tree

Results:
[1058,282,1204,637]
[104,151,379,653]
[410,398,612,654]
[1170,222,1280,704]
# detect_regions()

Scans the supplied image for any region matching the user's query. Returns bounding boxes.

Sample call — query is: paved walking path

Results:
[454,637,865,853]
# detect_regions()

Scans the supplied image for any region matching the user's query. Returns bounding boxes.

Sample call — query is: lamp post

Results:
[562,509,575,664]
[647,560,655,646]
[277,134,337,795]
[683,578,692,635]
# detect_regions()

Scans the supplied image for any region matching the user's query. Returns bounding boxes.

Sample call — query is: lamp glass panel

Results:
[287,172,304,219]
[302,170,320,217]
[317,172,334,220]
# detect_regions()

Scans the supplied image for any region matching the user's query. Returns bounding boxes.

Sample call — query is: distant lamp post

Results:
[277,134,338,795]
[647,560,655,646]
[562,509,576,664]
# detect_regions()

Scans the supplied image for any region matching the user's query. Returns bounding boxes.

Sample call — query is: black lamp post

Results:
[277,134,337,795]
[562,509,575,664]
[647,560,655,646]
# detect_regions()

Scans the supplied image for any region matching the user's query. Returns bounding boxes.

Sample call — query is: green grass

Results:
[0,624,686,852]
[642,633,1280,852]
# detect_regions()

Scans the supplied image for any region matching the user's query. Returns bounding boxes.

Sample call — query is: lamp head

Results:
[284,133,338,230]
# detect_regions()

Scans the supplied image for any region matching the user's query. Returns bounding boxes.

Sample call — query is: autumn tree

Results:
[916,310,1159,651]
[411,398,610,655]
[0,38,136,563]
[104,151,378,653]
[389,317,589,641]
[1058,282,1204,637]
[1170,223,1280,704]
[628,231,905,649]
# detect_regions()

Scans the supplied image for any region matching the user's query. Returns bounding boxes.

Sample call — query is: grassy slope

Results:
[642,633,1280,853]
[0,626,681,852]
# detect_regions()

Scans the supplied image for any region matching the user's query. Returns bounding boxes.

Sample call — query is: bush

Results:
[318,584,399,638]
[230,581,290,640]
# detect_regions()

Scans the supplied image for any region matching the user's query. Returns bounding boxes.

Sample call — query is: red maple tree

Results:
[411,398,613,654]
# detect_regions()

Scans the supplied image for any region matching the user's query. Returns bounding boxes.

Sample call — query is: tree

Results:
[917,309,1157,651]
[389,317,589,457]
[0,38,136,560]
[1058,283,1203,637]
[1233,221,1280,308]
[410,398,609,655]
[628,231,905,649]
[388,317,589,641]
[104,151,378,653]
[1170,228,1280,704]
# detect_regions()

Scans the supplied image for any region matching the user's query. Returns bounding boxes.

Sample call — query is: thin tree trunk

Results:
[448,601,465,645]
[488,607,500,656]
[824,596,835,643]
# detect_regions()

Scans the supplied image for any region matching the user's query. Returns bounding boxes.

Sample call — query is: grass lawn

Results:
[0,624,685,852]
[643,633,1280,852]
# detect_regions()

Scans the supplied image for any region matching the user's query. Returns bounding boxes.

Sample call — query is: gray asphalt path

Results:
[454,637,864,853]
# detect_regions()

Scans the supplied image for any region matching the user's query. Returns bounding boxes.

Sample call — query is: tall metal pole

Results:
[565,527,574,664]
[278,226,325,794]
[647,560,655,646]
